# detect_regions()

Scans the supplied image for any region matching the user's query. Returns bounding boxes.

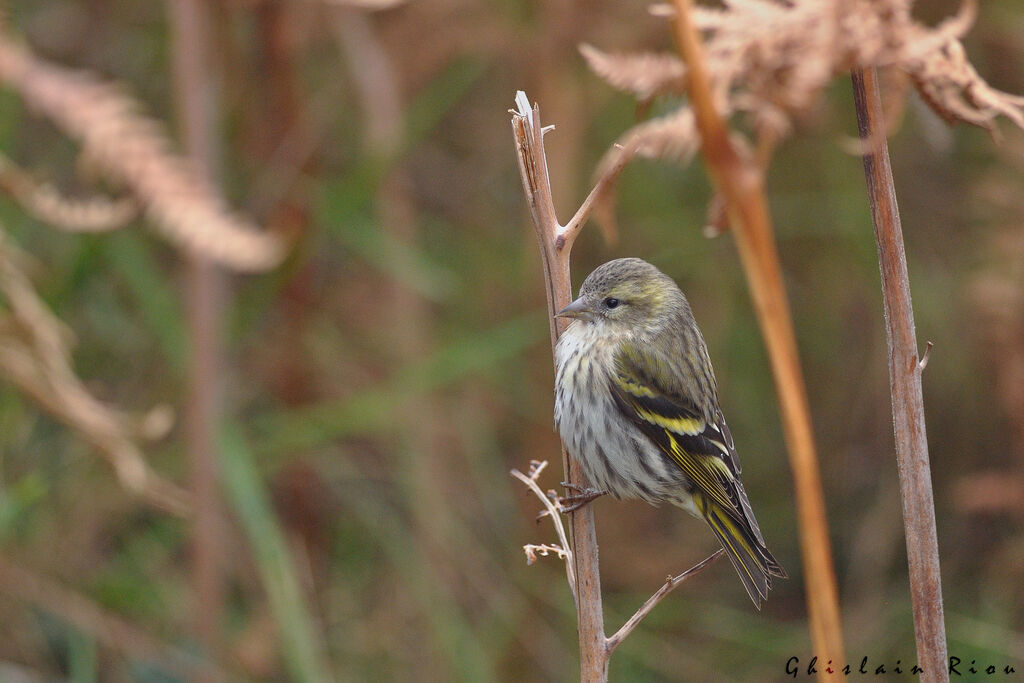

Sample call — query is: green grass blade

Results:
[219,424,333,683]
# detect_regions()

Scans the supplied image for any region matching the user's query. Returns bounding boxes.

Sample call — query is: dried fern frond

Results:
[0,227,186,515]
[0,151,138,232]
[579,44,687,101]
[906,40,1024,131]
[587,0,1024,220]
[596,108,700,178]
[0,35,286,272]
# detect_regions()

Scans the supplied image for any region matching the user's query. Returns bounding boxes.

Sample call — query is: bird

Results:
[553,257,786,608]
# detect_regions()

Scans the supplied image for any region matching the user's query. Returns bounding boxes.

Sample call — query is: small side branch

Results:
[561,144,631,249]
[511,461,576,603]
[606,549,725,655]
[918,341,934,371]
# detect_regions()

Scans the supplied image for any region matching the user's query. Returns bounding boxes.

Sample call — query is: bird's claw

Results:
[556,482,607,513]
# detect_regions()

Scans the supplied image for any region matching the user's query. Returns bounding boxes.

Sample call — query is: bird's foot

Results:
[556,481,607,513]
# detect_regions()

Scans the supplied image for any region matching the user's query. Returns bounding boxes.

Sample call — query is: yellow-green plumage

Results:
[554,258,786,608]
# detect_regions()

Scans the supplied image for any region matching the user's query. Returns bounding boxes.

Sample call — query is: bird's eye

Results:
[604,297,620,309]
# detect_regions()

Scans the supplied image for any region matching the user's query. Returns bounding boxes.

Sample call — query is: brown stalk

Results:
[851,66,948,683]
[512,92,723,682]
[512,91,608,683]
[671,0,846,670]
[168,0,227,671]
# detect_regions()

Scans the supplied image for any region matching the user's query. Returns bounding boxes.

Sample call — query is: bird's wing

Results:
[609,341,755,529]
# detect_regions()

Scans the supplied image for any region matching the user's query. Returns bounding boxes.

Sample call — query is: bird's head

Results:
[556,258,688,337]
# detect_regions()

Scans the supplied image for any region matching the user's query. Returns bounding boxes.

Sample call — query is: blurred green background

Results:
[0,0,1022,680]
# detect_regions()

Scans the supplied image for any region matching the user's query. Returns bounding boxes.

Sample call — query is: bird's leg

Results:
[557,481,607,513]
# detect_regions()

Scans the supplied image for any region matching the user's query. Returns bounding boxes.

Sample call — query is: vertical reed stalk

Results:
[168,0,226,669]
[851,66,948,683]
[512,93,608,682]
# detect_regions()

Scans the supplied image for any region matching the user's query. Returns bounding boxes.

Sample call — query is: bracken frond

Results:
[587,0,1023,214]
[579,44,687,101]
[0,227,186,515]
[599,108,700,177]
[0,151,138,232]
[906,40,1024,132]
[0,34,286,272]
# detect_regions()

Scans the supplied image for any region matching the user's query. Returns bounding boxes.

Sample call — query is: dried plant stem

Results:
[851,66,948,683]
[513,92,722,682]
[671,0,846,669]
[510,461,576,599]
[169,0,226,669]
[512,91,607,682]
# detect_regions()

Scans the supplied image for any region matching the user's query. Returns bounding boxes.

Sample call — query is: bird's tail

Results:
[698,494,787,609]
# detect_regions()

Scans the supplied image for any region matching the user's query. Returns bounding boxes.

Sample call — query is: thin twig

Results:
[511,461,576,602]
[671,0,846,669]
[851,66,948,683]
[560,144,631,249]
[606,549,725,655]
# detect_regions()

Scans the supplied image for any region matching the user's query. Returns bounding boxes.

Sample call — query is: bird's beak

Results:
[555,297,593,320]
